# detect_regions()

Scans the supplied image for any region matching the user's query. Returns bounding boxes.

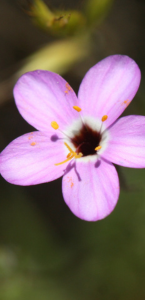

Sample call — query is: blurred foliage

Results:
[18,35,90,77]
[18,0,114,76]
[26,0,114,36]
[27,0,86,36]
[0,0,114,103]
[0,166,145,299]
[84,0,114,25]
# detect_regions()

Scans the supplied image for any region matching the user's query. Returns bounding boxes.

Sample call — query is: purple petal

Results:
[14,70,79,131]
[62,159,119,221]
[78,55,141,127]
[0,131,67,185]
[102,115,145,168]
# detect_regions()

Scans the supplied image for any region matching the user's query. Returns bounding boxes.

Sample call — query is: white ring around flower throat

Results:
[63,116,110,163]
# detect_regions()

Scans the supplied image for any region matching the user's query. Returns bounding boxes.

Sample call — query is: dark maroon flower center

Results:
[71,124,102,157]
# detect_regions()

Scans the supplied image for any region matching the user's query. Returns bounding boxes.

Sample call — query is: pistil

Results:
[51,111,108,165]
[55,142,82,166]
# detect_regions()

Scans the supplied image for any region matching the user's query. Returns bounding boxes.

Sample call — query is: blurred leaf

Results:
[17,35,90,76]
[0,35,90,104]
[0,273,80,300]
[84,0,114,25]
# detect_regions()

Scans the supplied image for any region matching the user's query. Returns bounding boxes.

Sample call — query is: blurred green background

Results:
[0,0,145,299]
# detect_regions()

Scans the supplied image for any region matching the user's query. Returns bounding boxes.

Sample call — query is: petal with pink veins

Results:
[102,115,145,168]
[0,131,67,185]
[14,70,79,131]
[78,55,141,127]
[62,159,119,221]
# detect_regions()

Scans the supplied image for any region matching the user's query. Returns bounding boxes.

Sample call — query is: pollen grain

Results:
[64,82,72,94]
[67,177,74,188]
[123,99,130,107]
[30,142,36,146]
[66,82,72,91]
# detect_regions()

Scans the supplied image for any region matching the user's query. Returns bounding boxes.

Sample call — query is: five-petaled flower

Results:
[1,55,145,221]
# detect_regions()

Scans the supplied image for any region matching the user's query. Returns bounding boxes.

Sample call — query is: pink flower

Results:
[1,55,144,221]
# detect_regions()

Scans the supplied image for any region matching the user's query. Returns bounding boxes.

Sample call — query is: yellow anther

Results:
[55,143,83,166]
[73,106,82,112]
[101,115,108,122]
[51,121,59,130]
[95,145,102,151]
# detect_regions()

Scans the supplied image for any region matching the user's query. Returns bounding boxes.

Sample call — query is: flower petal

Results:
[102,115,145,168]
[62,159,119,221]
[0,131,67,185]
[78,55,141,127]
[14,70,79,131]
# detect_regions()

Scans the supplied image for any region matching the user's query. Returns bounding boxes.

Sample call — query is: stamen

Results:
[73,106,82,112]
[51,121,59,130]
[64,142,74,153]
[55,142,83,166]
[51,122,71,139]
[75,152,83,158]
[55,156,74,166]
[64,142,82,158]
[101,115,108,122]
[95,145,102,151]
[67,152,73,158]
[73,105,88,131]
[99,115,108,134]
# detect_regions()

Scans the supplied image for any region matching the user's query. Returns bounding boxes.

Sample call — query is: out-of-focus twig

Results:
[23,0,86,36]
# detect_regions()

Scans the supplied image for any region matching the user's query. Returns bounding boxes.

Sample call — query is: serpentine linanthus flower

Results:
[1,55,145,221]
